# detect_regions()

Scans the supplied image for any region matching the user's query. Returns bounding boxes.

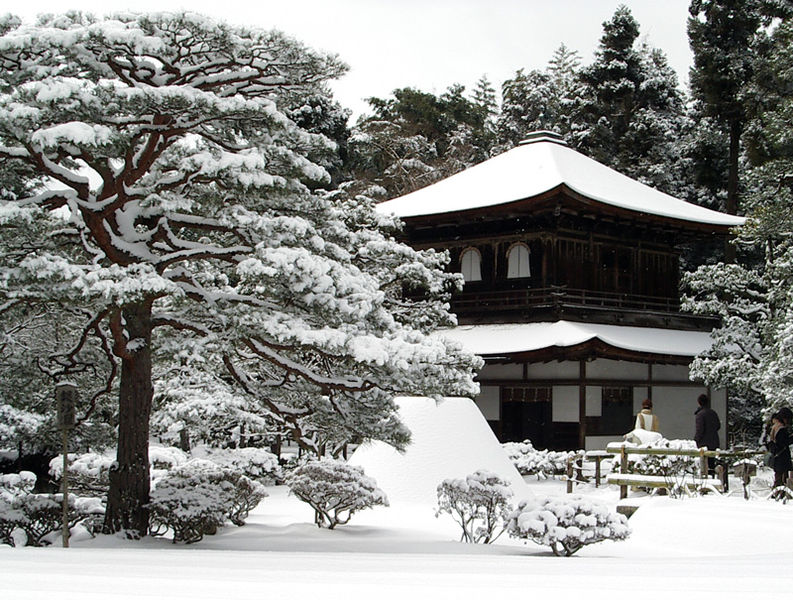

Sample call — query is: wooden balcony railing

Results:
[450,286,681,315]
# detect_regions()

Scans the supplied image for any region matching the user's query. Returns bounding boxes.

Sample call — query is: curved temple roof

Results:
[441,321,713,358]
[377,135,745,228]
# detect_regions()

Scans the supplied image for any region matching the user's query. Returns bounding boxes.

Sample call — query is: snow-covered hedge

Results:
[286,459,388,529]
[148,459,267,543]
[49,453,114,495]
[436,470,513,544]
[502,440,576,478]
[0,471,36,500]
[0,491,104,547]
[193,446,281,485]
[507,496,630,556]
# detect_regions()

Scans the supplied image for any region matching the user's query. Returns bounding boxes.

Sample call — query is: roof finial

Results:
[518,130,567,146]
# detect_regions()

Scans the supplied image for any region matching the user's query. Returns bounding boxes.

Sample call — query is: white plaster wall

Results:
[651,385,716,444]
[652,364,691,382]
[526,361,580,379]
[479,363,522,380]
[476,386,501,421]
[586,358,647,380]
[586,386,602,417]
[553,386,579,422]
[585,435,624,451]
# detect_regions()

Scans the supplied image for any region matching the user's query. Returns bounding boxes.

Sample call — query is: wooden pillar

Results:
[578,360,586,450]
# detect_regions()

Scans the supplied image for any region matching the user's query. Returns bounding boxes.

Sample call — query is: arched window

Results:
[507,243,531,279]
[460,248,482,283]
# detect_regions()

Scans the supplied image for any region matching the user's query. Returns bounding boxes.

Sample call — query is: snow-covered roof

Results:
[377,135,745,228]
[441,321,713,358]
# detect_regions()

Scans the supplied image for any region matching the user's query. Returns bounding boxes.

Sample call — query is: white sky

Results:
[11,0,694,118]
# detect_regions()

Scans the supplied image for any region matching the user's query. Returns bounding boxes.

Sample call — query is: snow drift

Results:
[349,397,528,506]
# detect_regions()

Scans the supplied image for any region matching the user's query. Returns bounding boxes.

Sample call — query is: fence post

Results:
[620,446,628,500]
[566,455,574,494]
[699,448,707,478]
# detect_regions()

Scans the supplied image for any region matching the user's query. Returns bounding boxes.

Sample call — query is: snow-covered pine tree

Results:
[570,6,686,194]
[496,69,561,152]
[682,17,793,440]
[688,0,791,260]
[0,12,480,536]
[348,85,493,198]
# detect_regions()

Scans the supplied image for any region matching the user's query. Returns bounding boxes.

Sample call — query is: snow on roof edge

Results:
[440,321,713,358]
[376,140,745,228]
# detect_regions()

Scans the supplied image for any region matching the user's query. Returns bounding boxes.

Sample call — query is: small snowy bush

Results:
[502,440,576,478]
[0,471,36,500]
[148,459,267,543]
[0,493,102,547]
[286,459,388,529]
[508,496,630,556]
[622,438,709,497]
[435,470,513,544]
[49,453,114,495]
[195,446,281,485]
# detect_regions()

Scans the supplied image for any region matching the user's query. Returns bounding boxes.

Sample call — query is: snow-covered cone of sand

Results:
[349,397,529,506]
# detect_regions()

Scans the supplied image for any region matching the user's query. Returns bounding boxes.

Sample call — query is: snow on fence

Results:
[604,442,763,499]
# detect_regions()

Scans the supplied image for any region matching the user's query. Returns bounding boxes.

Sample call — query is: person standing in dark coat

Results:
[694,394,721,475]
[767,411,792,498]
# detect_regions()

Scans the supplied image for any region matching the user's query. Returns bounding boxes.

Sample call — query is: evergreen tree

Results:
[571,5,687,194]
[0,13,479,536]
[496,69,561,151]
[683,16,793,438]
[687,0,790,259]
[349,85,493,198]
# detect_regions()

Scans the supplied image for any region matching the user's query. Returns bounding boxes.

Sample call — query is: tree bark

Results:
[103,300,154,537]
[725,117,742,263]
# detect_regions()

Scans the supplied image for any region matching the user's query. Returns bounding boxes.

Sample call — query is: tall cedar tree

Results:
[687,0,790,260]
[349,86,493,199]
[0,13,480,536]
[572,6,686,194]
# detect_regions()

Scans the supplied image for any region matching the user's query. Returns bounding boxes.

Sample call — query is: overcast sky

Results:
[12,0,694,118]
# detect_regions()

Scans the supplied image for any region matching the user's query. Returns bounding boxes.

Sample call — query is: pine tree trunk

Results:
[725,117,741,263]
[103,300,154,537]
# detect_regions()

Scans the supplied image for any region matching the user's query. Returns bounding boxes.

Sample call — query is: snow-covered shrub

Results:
[0,493,102,547]
[502,440,576,478]
[195,446,281,485]
[286,459,388,529]
[620,438,710,497]
[435,470,513,543]
[149,445,189,480]
[148,459,266,543]
[0,471,36,500]
[508,496,630,556]
[49,453,114,495]
[49,446,190,495]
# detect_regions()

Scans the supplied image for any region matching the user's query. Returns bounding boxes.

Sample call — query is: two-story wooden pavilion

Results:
[377,131,744,450]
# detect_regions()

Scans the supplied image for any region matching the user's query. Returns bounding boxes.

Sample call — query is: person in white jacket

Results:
[635,398,659,432]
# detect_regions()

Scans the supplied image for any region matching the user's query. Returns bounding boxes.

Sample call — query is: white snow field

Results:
[2,397,792,599]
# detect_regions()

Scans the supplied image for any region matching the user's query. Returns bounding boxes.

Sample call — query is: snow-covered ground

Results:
[2,479,792,600]
[3,397,791,599]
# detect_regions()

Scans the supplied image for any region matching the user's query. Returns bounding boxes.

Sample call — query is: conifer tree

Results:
[0,13,480,536]
[571,5,686,193]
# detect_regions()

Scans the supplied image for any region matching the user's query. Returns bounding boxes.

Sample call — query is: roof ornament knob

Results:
[518,130,568,146]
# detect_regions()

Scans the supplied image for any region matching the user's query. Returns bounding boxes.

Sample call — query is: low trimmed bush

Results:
[502,440,576,478]
[507,495,630,556]
[436,470,513,544]
[286,459,387,529]
[148,459,267,543]
[0,491,103,547]
[196,446,281,485]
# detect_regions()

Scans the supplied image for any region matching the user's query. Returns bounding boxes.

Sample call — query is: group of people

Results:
[633,394,792,493]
